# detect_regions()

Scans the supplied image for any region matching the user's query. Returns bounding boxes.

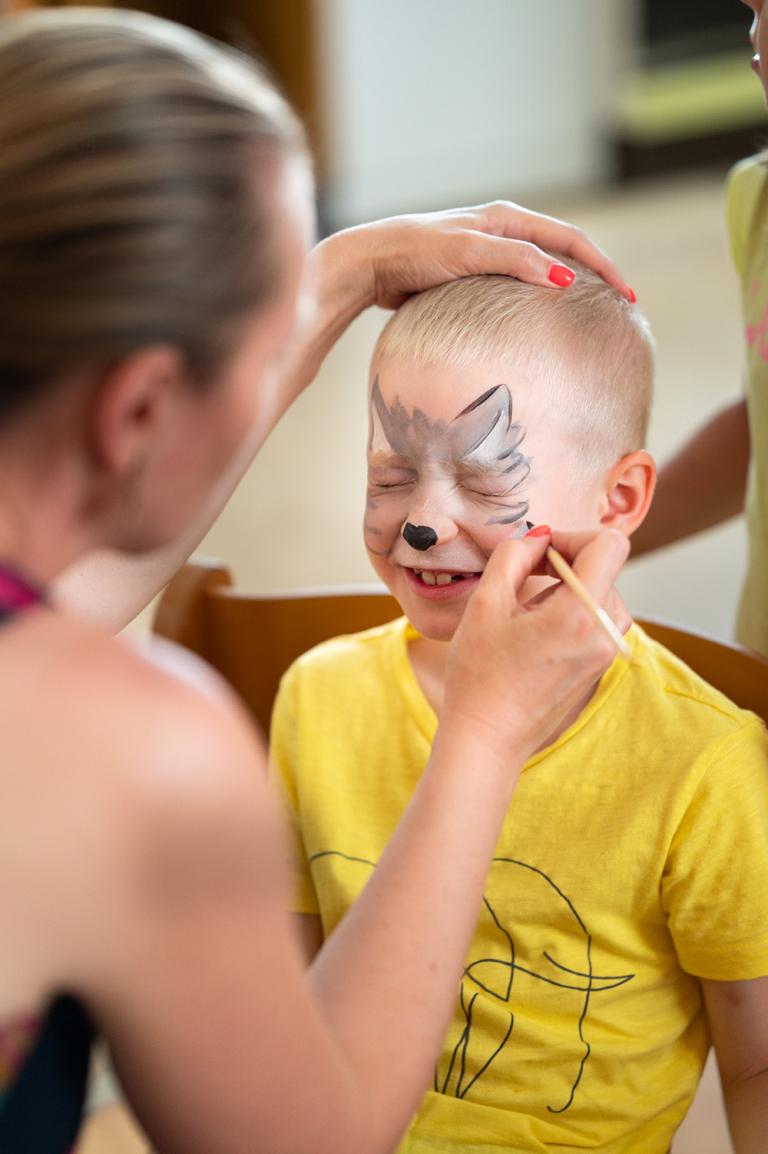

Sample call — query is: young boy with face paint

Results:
[270,271,768,1153]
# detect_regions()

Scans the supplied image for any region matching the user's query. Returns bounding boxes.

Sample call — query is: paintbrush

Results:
[527,524,631,659]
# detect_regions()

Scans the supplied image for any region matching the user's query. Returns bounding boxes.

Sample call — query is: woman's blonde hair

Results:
[0,7,307,420]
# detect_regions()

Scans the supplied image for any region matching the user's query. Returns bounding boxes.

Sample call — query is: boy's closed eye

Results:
[368,467,416,490]
[458,466,526,501]
[462,480,522,499]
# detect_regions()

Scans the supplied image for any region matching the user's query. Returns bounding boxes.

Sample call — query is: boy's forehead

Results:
[369,353,541,443]
[369,354,533,419]
[367,365,532,474]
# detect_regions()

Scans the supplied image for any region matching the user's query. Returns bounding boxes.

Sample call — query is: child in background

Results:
[270,270,768,1153]
[633,0,768,660]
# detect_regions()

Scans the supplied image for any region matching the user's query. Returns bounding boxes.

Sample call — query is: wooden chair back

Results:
[153,559,768,731]
[636,617,768,722]
[152,559,401,733]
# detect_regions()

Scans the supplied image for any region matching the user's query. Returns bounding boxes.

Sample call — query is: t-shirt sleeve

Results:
[268,663,321,916]
[662,716,768,980]
[725,156,768,277]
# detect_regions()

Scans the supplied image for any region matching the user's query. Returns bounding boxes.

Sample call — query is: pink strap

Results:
[0,568,42,610]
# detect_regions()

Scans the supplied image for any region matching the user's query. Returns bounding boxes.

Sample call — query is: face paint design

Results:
[403,523,439,551]
[365,376,531,558]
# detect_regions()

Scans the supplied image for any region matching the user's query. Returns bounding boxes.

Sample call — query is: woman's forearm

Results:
[265,229,375,419]
[308,720,523,1152]
[632,397,749,557]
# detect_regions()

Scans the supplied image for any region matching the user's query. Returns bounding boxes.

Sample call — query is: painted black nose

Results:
[403,522,438,551]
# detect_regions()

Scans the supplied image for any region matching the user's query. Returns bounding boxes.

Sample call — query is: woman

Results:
[0,9,631,1153]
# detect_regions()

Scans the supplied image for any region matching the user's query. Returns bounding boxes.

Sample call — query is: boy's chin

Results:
[404,604,464,645]
[413,622,457,644]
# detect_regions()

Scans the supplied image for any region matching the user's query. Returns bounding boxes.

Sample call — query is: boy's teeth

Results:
[417,570,455,586]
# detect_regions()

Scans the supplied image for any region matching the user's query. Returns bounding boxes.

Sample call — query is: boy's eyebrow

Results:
[368,377,530,480]
[457,458,508,476]
[367,450,413,466]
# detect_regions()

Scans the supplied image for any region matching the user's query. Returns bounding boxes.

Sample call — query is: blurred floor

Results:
[131,170,742,1151]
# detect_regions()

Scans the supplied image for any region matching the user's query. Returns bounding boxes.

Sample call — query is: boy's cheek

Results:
[367,552,402,600]
[474,519,529,557]
[363,494,403,554]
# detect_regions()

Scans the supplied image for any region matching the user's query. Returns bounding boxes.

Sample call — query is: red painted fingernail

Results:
[626,287,637,304]
[525,524,551,538]
[548,263,575,288]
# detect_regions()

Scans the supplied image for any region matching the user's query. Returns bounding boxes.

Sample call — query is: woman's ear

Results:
[88,345,185,477]
[599,450,656,536]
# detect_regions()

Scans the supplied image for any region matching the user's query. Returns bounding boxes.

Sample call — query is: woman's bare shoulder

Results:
[3,607,261,765]
[0,608,279,996]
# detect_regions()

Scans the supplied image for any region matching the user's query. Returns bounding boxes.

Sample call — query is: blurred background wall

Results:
[314,0,622,227]
[7,0,765,649]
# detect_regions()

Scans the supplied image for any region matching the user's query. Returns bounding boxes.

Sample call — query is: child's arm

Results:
[631,395,749,557]
[702,976,768,1152]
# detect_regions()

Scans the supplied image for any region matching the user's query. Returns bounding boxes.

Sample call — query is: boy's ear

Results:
[599,450,656,536]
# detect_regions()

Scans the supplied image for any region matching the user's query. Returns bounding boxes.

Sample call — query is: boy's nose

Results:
[403,486,459,551]
[403,522,438,551]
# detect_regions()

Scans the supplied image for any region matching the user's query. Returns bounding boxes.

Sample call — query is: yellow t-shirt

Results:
[727,155,768,654]
[270,618,768,1154]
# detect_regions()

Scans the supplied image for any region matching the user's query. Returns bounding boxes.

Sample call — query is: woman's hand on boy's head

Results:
[325,201,632,312]
[442,527,630,765]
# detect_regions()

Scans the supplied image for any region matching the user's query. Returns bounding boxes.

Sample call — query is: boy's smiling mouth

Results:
[412,567,480,585]
[405,566,483,599]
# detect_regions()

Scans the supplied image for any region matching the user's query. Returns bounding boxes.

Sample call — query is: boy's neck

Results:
[407,633,601,756]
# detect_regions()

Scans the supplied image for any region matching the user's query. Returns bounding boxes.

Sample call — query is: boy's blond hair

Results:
[373,267,654,471]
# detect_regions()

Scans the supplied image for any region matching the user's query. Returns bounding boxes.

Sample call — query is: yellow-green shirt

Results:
[727,155,768,654]
[270,618,768,1153]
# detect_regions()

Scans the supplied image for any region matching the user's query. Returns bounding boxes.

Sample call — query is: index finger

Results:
[478,202,631,299]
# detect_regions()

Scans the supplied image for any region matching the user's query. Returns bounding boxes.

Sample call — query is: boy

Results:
[270,271,768,1153]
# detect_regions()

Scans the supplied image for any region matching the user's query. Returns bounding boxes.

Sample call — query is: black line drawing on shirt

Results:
[308,850,635,1114]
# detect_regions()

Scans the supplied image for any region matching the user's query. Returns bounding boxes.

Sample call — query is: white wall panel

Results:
[318,0,626,227]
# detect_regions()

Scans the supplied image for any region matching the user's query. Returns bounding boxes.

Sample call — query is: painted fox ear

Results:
[369,374,397,454]
[454,384,517,465]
